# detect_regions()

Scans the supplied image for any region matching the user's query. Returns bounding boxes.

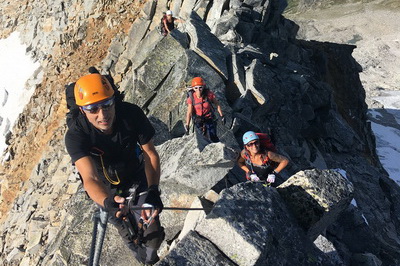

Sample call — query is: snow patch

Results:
[351,198,357,207]
[369,91,400,185]
[333,168,348,180]
[0,32,40,156]
[361,214,369,225]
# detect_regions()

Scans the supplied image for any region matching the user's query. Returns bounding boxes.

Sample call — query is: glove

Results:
[221,116,226,125]
[246,171,252,180]
[184,124,190,135]
[267,172,276,183]
[246,171,259,181]
[250,174,260,182]
[103,197,120,217]
[144,185,164,213]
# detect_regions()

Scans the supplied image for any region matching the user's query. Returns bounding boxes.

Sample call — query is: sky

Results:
[0,32,40,158]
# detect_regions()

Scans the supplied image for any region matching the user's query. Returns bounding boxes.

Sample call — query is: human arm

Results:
[267,151,289,173]
[141,139,163,217]
[74,156,126,216]
[163,19,171,33]
[237,150,260,181]
[74,156,109,206]
[212,97,224,118]
[185,103,193,130]
[237,150,251,173]
[141,139,160,187]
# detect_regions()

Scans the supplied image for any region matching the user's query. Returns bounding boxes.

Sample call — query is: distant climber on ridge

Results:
[64,71,164,264]
[237,131,289,186]
[161,10,183,36]
[185,76,225,142]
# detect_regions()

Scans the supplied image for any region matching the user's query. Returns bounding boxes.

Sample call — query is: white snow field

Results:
[369,91,400,185]
[0,32,40,157]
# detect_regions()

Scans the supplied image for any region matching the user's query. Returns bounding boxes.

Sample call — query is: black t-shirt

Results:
[65,102,155,190]
[163,17,176,31]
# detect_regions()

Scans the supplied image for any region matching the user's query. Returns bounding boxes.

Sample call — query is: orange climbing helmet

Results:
[74,73,114,106]
[191,77,206,87]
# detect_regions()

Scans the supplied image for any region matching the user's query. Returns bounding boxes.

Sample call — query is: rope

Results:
[99,154,121,185]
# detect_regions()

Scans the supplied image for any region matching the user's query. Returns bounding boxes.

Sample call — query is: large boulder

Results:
[277,169,354,241]
[159,133,237,192]
[158,230,236,265]
[158,132,238,240]
[193,182,333,265]
[205,0,229,30]
[184,12,229,79]
[128,32,189,108]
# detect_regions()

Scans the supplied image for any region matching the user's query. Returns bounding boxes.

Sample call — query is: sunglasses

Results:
[193,86,204,90]
[246,140,259,147]
[81,97,115,114]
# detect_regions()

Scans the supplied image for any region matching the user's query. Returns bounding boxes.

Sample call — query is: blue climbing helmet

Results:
[242,131,259,145]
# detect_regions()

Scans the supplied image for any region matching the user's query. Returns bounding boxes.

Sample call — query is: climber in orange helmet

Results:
[185,77,225,142]
[65,71,164,264]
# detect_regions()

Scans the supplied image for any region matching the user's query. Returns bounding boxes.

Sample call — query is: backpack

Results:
[256,133,276,152]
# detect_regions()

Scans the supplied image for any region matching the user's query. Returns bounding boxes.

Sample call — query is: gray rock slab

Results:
[125,18,152,59]
[130,33,188,107]
[277,169,354,241]
[180,0,197,18]
[130,29,164,70]
[170,0,183,18]
[193,0,211,20]
[185,12,229,79]
[158,230,236,265]
[211,9,239,37]
[6,247,24,263]
[314,235,345,265]
[205,0,229,29]
[148,0,169,32]
[177,197,207,241]
[245,59,280,105]
[196,182,333,265]
[140,0,157,20]
[231,52,246,95]
[158,133,237,191]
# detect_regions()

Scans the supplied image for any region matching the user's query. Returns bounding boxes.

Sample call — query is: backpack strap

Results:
[243,150,270,172]
[261,153,271,165]
[243,150,255,173]
[188,89,214,119]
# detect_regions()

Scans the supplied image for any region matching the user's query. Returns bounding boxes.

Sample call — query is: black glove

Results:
[144,185,164,213]
[221,116,226,125]
[184,124,190,135]
[103,197,120,217]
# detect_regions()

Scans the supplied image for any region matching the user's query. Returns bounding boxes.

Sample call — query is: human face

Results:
[81,97,116,134]
[246,140,260,153]
[193,86,203,97]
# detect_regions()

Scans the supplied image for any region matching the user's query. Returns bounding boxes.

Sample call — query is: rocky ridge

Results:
[0,0,400,265]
